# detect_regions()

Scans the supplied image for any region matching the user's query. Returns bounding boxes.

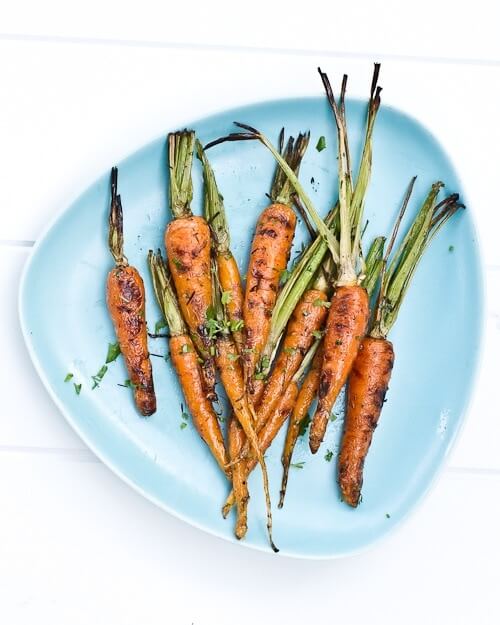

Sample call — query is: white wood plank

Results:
[0,451,498,624]
[0,1,499,63]
[0,246,85,449]
[1,41,499,271]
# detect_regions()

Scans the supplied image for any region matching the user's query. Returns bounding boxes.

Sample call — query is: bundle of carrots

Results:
[104,63,464,552]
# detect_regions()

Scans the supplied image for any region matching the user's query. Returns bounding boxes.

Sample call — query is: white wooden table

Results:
[1,3,499,623]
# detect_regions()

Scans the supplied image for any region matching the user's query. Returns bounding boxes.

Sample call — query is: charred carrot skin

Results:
[107,167,156,417]
[339,337,393,506]
[279,344,324,506]
[309,285,369,453]
[243,203,297,396]
[165,215,217,399]
[148,250,228,476]
[107,266,156,416]
[166,132,217,401]
[255,289,328,432]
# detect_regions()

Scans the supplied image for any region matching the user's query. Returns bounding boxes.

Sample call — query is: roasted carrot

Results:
[279,343,324,507]
[210,266,277,551]
[241,130,309,401]
[208,67,383,454]
[222,342,319,517]
[339,182,464,506]
[164,131,216,401]
[243,277,330,449]
[196,140,245,353]
[106,167,156,417]
[148,250,228,475]
[278,236,386,507]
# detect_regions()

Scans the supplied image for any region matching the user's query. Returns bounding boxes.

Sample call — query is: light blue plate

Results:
[19,97,483,558]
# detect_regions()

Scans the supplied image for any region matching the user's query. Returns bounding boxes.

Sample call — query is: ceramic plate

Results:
[19,97,483,558]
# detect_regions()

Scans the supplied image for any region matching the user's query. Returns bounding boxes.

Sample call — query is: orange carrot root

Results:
[279,344,324,507]
[339,337,394,506]
[107,266,156,416]
[169,334,228,475]
[309,285,369,453]
[242,203,297,393]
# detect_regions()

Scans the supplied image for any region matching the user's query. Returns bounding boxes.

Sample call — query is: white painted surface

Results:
[1,3,498,623]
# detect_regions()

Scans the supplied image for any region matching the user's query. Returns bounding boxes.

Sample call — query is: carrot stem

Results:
[147,250,186,337]
[108,167,127,266]
[371,182,464,339]
[168,131,195,219]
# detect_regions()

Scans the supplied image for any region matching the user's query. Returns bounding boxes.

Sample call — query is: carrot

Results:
[209,67,383,455]
[148,250,228,475]
[210,266,277,551]
[196,140,245,354]
[164,131,216,401]
[106,167,156,417]
[278,236,386,506]
[244,281,329,447]
[242,130,309,401]
[222,342,319,517]
[279,343,324,507]
[339,181,464,506]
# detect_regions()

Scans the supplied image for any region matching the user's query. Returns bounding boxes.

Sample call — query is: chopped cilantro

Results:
[283,346,297,355]
[105,342,121,363]
[180,421,188,430]
[291,461,305,469]
[180,343,192,354]
[386,513,391,519]
[298,415,311,437]
[448,245,454,252]
[74,383,82,395]
[221,291,232,305]
[230,319,244,333]
[91,365,108,389]
[312,330,324,340]
[64,373,74,383]
[227,352,240,361]
[316,136,327,152]
[324,449,333,462]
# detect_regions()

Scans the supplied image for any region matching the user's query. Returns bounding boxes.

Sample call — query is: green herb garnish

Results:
[324,449,333,462]
[316,136,327,152]
[74,383,82,395]
[64,373,74,383]
[221,290,232,305]
[91,365,108,389]
[291,461,305,469]
[313,299,331,308]
[105,342,121,363]
[298,415,311,437]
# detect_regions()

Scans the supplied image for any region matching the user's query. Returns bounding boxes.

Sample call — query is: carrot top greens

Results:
[371,180,464,339]
[168,130,195,220]
[270,129,310,206]
[196,139,231,256]
[148,250,187,338]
